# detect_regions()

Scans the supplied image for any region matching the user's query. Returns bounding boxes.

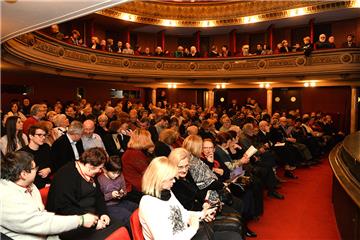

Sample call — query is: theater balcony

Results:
[329,131,360,240]
[2,31,360,89]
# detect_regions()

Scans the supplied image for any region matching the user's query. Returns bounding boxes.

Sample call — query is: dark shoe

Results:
[268,191,285,200]
[275,174,288,183]
[245,227,257,238]
[284,171,298,179]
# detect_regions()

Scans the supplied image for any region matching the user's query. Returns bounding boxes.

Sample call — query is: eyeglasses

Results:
[203,147,214,150]
[178,165,189,170]
[35,133,47,138]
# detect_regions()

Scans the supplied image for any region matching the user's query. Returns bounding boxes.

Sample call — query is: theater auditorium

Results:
[1,0,360,239]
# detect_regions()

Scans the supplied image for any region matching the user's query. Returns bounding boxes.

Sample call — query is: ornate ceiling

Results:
[96,0,355,27]
[112,1,323,20]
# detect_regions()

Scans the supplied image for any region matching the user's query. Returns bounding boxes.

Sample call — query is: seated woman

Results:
[46,148,124,240]
[121,128,155,200]
[97,155,138,225]
[2,101,27,125]
[169,148,244,239]
[103,120,130,158]
[214,132,249,178]
[0,116,28,156]
[154,128,179,157]
[139,156,217,240]
[182,135,257,238]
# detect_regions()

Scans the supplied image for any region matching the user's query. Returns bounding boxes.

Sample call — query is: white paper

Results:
[274,142,286,147]
[244,145,258,158]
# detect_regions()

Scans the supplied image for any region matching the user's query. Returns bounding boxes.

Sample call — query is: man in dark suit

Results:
[51,121,84,172]
[341,34,357,48]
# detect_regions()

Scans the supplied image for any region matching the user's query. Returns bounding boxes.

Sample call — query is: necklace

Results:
[76,161,96,188]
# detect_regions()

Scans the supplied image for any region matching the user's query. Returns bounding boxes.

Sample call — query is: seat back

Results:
[105,226,131,240]
[39,186,50,205]
[130,208,144,240]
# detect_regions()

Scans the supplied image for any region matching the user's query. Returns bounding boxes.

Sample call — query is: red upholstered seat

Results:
[105,226,131,240]
[39,186,50,205]
[130,208,144,240]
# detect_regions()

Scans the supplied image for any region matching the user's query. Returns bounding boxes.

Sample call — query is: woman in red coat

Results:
[121,129,155,202]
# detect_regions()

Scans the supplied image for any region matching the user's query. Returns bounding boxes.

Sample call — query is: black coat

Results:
[51,134,84,172]
[103,133,130,157]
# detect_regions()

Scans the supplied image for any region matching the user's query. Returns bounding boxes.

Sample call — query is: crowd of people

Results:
[1,95,344,239]
[47,24,357,59]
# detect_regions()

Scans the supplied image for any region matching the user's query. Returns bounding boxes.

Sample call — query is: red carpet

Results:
[248,158,341,240]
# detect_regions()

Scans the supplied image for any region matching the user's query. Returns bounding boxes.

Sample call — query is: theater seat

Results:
[39,186,50,205]
[130,208,144,240]
[105,226,131,240]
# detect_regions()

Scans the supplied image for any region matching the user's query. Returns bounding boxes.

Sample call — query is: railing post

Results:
[350,86,359,133]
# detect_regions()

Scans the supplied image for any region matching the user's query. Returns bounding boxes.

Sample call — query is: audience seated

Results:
[51,120,84,172]
[0,93,345,239]
[46,148,125,240]
[0,116,28,155]
[21,124,52,189]
[139,156,219,240]
[98,155,138,225]
[90,36,100,50]
[341,34,357,48]
[316,33,330,49]
[0,151,99,240]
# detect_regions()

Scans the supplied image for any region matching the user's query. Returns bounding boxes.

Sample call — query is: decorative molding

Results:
[3,31,360,88]
[96,1,352,27]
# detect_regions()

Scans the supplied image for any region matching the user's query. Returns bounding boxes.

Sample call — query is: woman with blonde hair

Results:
[121,129,154,198]
[183,135,257,238]
[139,156,216,240]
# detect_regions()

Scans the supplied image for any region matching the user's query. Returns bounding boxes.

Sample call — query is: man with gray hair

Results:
[51,121,84,172]
[23,104,47,134]
[81,120,106,151]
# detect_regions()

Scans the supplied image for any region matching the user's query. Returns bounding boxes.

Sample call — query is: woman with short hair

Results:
[121,129,155,197]
[46,147,124,240]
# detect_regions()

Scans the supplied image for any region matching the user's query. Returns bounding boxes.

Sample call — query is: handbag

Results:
[192,222,215,240]
[217,187,233,206]
[212,213,245,239]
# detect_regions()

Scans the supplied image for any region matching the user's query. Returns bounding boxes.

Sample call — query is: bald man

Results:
[81,120,106,151]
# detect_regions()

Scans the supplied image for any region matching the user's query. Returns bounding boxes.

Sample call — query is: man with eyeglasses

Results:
[21,124,52,189]
[0,151,99,240]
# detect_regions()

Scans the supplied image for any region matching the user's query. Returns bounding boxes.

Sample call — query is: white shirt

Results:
[66,134,79,160]
[139,191,201,240]
[81,133,105,151]
[0,180,79,240]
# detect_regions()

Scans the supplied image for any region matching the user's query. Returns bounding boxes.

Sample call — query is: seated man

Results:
[0,151,98,239]
[20,124,52,189]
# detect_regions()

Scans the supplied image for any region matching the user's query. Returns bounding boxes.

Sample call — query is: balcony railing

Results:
[3,31,360,87]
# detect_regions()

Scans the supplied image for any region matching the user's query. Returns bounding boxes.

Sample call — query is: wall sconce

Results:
[216,83,226,89]
[260,83,271,88]
[167,83,177,88]
[304,81,316,87]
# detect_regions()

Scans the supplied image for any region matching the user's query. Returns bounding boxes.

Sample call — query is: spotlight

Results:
[259,83,264,88]
[265,83,270,89]
[310,82,316,87]
[221,83,226,89]
[304,82,309,87]
[216,84,220,89]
